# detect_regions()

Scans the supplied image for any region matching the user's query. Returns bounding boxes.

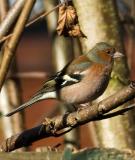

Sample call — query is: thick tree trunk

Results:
[73,0,135,149]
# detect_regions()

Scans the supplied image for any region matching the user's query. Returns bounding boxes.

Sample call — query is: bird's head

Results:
[87,42,124,64]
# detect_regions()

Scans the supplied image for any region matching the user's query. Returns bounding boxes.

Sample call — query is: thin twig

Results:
[26,3,61,27]
[0,3,62,44]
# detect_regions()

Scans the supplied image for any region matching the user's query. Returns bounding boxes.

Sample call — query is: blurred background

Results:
[0,0,135,151]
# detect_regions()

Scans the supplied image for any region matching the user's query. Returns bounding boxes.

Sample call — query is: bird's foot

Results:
[41,117,57,135]
[72,104,79,111]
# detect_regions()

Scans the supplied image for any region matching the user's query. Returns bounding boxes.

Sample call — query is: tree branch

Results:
[0,0,25,39]
[92,103,135,121]
[0,0,9,21]
[0,2,69,44]
[0,81,135,152]
[0,1,72,44]
[0,0,36,91]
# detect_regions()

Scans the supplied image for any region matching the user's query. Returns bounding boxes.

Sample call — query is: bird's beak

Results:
[113,51,124,58]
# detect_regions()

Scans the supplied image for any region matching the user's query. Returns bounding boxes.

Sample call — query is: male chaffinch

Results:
[5,42,123,117]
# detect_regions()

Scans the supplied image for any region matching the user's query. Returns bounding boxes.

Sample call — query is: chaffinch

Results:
[5,42,123,117]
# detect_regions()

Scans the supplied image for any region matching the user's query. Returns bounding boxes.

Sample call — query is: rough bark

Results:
[0,148,135,160]
[73,0,135,149]
[0,82,135,152]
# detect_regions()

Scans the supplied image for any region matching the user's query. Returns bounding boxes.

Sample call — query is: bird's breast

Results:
[59,63,112,104]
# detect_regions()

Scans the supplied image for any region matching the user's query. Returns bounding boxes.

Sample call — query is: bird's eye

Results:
[106,50,111,54]
[106,50,112,55]
[106,48,115,55]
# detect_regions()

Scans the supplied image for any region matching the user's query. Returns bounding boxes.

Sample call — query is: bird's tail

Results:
[5,95,41,117]
[5,78,57,117]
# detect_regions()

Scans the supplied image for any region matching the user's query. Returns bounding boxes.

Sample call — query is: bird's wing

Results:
[32,61,82,98]
[34,54,94,96]
[39,56,93,92]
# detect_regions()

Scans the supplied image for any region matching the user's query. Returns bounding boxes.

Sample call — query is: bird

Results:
[5,42,123,117]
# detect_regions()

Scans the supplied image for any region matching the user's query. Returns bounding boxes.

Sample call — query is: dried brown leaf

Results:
[68,25,86,37]
[65,5,77,27]
[56,5,67,35]
[57,4,86,37]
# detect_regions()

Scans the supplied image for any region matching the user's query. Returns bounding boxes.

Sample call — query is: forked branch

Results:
[1,81,135,152]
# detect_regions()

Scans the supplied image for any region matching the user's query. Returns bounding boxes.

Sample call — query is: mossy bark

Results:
[0,148,135,160]
[73,0,135,149]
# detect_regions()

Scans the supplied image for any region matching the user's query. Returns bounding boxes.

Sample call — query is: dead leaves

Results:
[57,4,86,37]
